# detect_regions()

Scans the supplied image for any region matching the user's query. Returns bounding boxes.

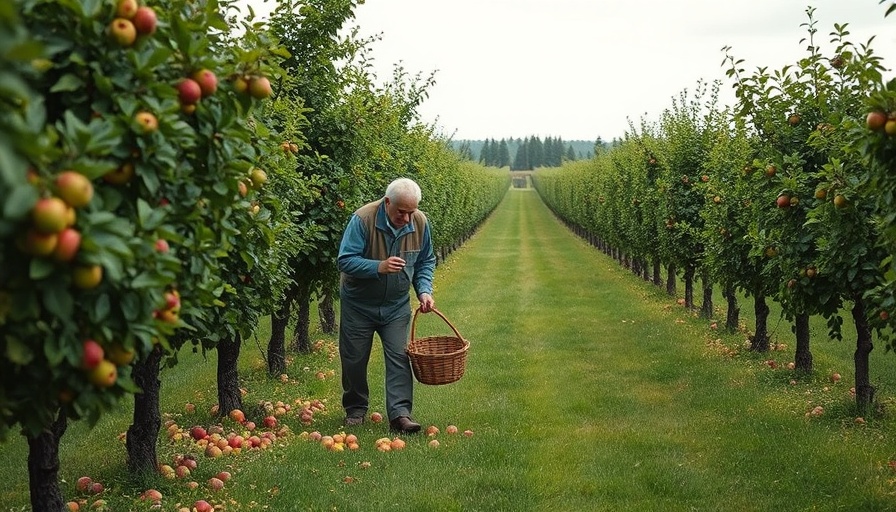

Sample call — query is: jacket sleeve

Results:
[413,222,437,295]
[337,215,381,278]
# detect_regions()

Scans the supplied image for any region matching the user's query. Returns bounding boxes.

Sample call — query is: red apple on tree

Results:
[867,111,887,132]
[31,197,69,234]
[132,6,157,35]
[82,339,106,370]
[55,171,94,208]
[116,0,138,19]
[52,228,82,262]
[248,76,272,99]
[192,69,218,97]
[177,78,202,105]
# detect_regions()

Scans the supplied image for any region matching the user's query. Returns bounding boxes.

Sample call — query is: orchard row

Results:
[534,8,896,413]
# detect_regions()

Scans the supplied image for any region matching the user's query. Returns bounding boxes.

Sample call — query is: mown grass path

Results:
[384,188,896,512]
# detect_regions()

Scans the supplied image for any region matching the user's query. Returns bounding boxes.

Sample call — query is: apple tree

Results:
[4,1,286,501]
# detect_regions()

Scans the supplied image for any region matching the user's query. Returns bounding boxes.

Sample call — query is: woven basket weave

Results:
[406,307,469,385]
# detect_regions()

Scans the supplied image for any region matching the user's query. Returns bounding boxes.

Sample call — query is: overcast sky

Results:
[245,1,896,142]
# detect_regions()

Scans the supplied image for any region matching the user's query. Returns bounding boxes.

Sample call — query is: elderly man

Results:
[337,178,436,433]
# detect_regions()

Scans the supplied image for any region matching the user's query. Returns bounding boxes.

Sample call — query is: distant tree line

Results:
[453,136,608,169]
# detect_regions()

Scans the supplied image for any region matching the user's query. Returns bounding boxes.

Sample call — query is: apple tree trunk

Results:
[652,259,662,287]
[666,263,677,296]
[318,290,336,334]
[793,312,813,372]
[126,345,163,476]
[291,280,312,354]
[851,294,875,413]
[700,271,713,319]
[750,293,770,352]
[683,265,695,309]
[217,331,243,417]
[26,409,67,512]
[268,282,298,376]
[723,284,740,332]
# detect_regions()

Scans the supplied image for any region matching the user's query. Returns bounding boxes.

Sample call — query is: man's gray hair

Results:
[385,178,422,203]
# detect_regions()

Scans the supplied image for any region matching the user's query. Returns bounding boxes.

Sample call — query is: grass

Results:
[3,188,896,511]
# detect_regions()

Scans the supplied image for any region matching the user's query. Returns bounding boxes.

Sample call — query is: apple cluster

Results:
[153,288,181,324]
[108,0,157,47]
[19,171,105,290]
[177,69,218,114]
[280,140,300,154]
[234,74,273,100]
[866,110,896,136]
[79,338,135,390]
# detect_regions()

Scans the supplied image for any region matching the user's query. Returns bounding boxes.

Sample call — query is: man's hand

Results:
[378,256,406,274]
[418,293,434,313]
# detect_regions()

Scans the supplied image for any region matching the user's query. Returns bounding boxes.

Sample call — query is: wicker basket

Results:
[407,307,469,385]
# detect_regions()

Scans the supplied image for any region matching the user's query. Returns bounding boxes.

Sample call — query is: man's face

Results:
[384,196,418,228]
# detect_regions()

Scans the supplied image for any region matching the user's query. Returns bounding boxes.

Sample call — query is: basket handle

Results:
[410,307,464,342]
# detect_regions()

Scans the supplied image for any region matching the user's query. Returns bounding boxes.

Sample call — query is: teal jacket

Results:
[338,199,436,318]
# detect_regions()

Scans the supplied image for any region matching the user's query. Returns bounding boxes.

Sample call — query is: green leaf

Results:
[29,258,55,280]
[0,71,32,101]
[5,336,34,365]
[50,73,84,93]
[3,183,38,219]
[43,286,74,319]
[90,293,111,323]
[130,271,165,289]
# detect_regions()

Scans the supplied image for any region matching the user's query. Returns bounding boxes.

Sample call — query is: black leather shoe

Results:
[389,416,421,433]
